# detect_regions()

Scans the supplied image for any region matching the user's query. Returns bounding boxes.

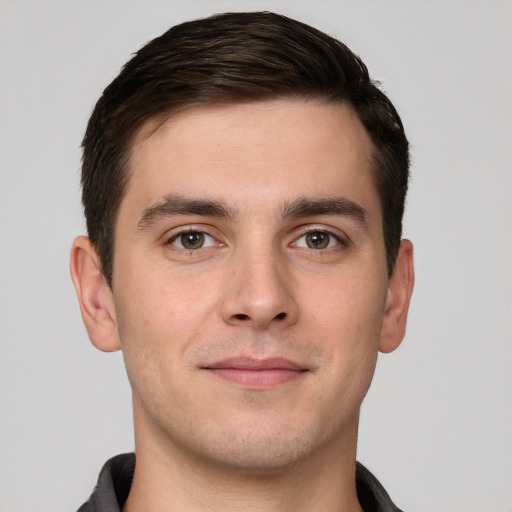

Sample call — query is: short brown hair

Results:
[82,11,409,286]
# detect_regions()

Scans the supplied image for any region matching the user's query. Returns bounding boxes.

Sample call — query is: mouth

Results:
[202,357,309,388]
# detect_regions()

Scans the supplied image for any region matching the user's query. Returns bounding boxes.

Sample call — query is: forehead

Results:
[123,99,378,220]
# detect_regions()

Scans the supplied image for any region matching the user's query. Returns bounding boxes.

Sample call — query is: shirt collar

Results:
[78,453,403,512]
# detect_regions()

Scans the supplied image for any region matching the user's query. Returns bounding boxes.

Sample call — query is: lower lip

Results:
[206,368,306,388]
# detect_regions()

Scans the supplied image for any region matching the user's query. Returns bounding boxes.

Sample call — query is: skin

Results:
[71,99,414,511]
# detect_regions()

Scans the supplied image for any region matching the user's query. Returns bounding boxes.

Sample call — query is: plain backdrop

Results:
[1,1,511,511]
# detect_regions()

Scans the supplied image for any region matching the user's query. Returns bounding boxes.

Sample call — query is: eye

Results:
[294,231,340,250]
[169,231,216,250]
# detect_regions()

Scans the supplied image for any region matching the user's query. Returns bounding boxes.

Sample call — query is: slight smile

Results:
[202,357,309,388]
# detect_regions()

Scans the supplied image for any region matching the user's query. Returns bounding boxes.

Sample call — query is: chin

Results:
[202,437,312,474]
[187,416,349,475]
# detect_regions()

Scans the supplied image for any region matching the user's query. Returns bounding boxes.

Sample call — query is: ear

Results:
[70,236,121,352]
[379,239,415,354]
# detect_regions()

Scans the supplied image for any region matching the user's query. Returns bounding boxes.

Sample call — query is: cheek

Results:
[302,267,386,337]
[113,284,194,418]
[300,267,386,389]
[116,258,221,331]
[112,264,223,384]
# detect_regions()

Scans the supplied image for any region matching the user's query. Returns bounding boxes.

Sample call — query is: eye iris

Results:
[181,232,205,249]
[306,232,329,249]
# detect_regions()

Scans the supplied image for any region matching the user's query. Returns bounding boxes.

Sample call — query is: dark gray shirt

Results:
[77,453,403,512]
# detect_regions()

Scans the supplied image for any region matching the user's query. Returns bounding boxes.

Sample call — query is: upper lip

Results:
[203,357,306,371]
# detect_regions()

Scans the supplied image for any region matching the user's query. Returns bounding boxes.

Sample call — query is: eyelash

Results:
[165,227,347,252]
[292,228,347,251]
[166,228,219,251]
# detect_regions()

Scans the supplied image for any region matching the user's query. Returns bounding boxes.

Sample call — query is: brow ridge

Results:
[137,194,368,230]
[281,197,368,226]
[137,194,236,229]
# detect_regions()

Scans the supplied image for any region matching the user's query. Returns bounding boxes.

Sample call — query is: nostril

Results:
[230,312,287,323]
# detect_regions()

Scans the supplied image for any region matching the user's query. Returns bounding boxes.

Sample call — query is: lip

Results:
[202,357,308,388]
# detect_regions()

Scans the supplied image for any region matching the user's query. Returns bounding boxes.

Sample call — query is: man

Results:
[70,11,414,512]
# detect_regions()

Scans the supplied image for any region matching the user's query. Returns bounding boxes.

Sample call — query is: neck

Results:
[124,411,363,512]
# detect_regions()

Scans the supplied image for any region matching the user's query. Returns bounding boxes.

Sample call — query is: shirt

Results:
[77,453,403,512]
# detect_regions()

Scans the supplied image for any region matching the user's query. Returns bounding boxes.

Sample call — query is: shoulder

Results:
[76,453,135,512]
[356,462,404,512]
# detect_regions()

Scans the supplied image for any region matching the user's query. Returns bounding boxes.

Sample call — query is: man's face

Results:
[111,100,392,470]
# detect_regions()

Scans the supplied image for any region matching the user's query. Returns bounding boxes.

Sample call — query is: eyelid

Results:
[291,225,349,246]
[293,233,340,250]
[161,224,349,251]
[164,225,223,248]
[169,232,216,249]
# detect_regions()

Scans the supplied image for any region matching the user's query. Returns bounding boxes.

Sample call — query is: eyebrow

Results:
[137,194,368,230]
[281,197,368,227]
[137,194,236,229]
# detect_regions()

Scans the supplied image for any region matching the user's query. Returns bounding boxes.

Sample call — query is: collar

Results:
[77,453,403,512]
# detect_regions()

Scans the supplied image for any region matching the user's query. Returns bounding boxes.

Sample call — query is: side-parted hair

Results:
[82,11,409,287]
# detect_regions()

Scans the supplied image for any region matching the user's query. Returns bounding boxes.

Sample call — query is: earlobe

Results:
[70,236,121,352]
[379,239,415,354]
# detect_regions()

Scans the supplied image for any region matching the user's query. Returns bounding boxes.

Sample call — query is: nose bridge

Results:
[221,240,298,328]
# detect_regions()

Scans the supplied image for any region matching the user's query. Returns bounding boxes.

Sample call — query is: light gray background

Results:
[1,1,511,511]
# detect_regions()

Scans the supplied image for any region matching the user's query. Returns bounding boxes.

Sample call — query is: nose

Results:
[220,247,299,330]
